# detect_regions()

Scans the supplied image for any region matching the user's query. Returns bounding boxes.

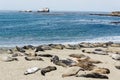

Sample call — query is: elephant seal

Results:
[92,67,110,74]
[51,55,76,67]
[24,67,40,75]
[110,53,120,60]
[0,56,18,62]
[115,65,120,69]
[76,72,108,79]
[37,54,53,57]
[69,54,89,58]
[41,66,57,76]
[62,66,83,77]
[24,56,43,61]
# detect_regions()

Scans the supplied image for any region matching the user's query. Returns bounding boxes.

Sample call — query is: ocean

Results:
[0,11,120,47]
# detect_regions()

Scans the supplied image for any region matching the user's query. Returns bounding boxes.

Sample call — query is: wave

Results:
[0,36,120,47]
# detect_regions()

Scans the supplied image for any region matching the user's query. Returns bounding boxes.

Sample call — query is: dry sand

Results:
[0,48,120,80]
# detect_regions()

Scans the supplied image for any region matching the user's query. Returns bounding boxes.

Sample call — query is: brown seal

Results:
[41,66,57,76]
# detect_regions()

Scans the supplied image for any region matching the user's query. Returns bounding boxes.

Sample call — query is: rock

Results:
[110,53,120,60]
[110,21,120,25]
[24,56,43,61]
[24,67,40,75]
[37,8,50,12]
[76,72,108,79]
[62,67,83,77]
[41,66,57,76]
[92,68,110,74]
[0,56,18,62]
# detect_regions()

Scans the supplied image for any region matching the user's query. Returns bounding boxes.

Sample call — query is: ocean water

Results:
[0,11,120,47]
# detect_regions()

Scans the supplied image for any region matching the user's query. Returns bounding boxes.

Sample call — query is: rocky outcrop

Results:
[37,8,50,12]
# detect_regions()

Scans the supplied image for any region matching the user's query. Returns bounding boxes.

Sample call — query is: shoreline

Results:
[0,41,120,48]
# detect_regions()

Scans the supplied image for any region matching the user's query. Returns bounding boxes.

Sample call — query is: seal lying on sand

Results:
[92,67,110,74]
[24,67,40,75]
[110,53,120,60]
[51,55,76,67]
[76,72,108,79]
[69,54,89,58]
[62,67,84,77]
[41,66,57,76]
[115,65,120,69]
[0,56,18,62]
[73,60,95,70]
[37,54,53,57]
[69,54,102,64]
[24,56,44,61]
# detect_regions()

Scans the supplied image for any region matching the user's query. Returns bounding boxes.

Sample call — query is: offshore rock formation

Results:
[37,8,50,12]
[90,11,120,17]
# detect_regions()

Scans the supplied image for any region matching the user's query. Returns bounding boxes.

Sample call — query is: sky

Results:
[0,0,120,12]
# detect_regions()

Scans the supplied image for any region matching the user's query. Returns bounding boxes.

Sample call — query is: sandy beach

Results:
[0,43,120,80]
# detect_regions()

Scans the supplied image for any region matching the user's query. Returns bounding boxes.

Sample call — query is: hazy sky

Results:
[0,0,120,11]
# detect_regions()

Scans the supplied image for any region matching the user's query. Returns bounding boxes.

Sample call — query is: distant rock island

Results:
[90,11,120,17]
[19,8,50,13]
[37,8,50,12]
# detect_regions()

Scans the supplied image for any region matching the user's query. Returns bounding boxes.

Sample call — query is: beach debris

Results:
[0,56,18,62]
[76,72,108,79]
[41,66,57,76]
[62,66,83,77]
[92,67,110,74]
[24,67,40,75]
[24,56,43,61]
[110,53,120,60]
[37,54,53,57]
[51,55,76,67]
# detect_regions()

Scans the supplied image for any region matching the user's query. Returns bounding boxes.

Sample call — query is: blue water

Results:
[0,11,120,47]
